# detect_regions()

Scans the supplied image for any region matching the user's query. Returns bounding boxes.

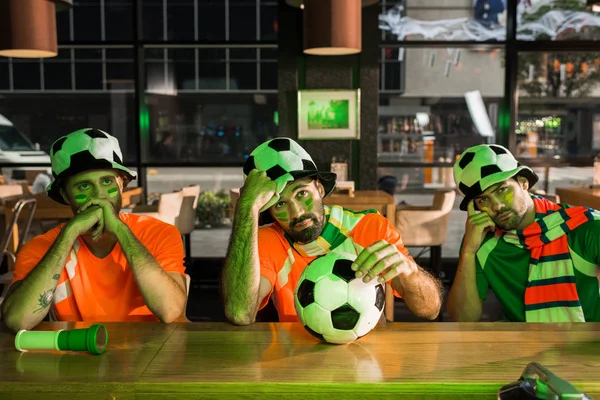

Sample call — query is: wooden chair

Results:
[395,189,456,321]
[131,191,184,226]
[121,187,144,208]
[0,197,37,313]
[174,196,197,262]
[0,185,24,203]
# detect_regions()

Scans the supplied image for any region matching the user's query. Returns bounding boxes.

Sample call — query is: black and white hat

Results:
[46,128,136,204]
[453,144,538,211]
[243,137,337,212]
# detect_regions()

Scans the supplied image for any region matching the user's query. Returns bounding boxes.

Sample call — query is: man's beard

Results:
[493,209,522,231]
[289,205,324,244]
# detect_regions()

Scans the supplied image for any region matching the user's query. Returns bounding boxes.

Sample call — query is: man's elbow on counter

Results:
[224,308,256,326]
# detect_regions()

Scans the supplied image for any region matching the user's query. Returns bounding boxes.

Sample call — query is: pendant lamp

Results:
[0,0,72,59]
[286,0,380,56]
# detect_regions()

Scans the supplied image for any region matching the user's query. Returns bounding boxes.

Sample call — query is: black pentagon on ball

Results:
[51,136,68,154]
[374,283,385,312]
[301,159,317,171]
[243,155,256,176]
[459,181,482,198]
[267,138,291,152]
[68,151,114,173]
[331,303,360,330]
[481,164,502,178]
[490,145,507,155]
[331,259,356,283]
[83,128,107,139]
[458,151,475,169]
[304,325,325,341]
[265,164,288,181]
[296,279,316,308]
[113,151,123,165]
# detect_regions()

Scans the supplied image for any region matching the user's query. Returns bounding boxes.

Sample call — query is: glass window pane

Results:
[106,48,134,90]
[380,0,507,41]
[197,1,226,40]
[170,49,196,90]
[198,49,226,90]
[516,0,600,40]
[56,9,71,42]
[230,49,257,61]
[230,63,257,90]
[43,61,72,90]
[167,1,195,41]
[0,60,8,90]
[261,49,277,61]
[260,5,278,40]
[105,3,133,41]
[230,1,257,41]
[75,62,103,90]
[260,62,277,90]
[73,2,102,41]
[143,93,278,163]
[0,93,136,162]
[383,62,402,91]
[13,61,41,90]
[143,0,164,40]
[378,47,505,170]
[518,51,600,158]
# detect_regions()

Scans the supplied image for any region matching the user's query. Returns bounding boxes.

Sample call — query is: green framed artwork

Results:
[297,89,360,140]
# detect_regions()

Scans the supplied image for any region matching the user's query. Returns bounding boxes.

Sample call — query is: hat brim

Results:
[47,165,137,205]
[259,171,337,225]
[459,166,539,211]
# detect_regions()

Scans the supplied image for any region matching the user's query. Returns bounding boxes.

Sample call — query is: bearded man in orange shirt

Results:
[2,128,187,332]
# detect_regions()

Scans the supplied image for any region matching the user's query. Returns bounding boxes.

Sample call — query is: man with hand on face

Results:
[2,128,187,332]
[222,138,442,325]
[448,144,600,322]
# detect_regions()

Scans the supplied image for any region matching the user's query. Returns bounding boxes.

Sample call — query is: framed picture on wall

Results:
[297,89,360,140]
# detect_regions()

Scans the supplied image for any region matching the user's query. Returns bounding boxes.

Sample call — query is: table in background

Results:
[1,322,599,399]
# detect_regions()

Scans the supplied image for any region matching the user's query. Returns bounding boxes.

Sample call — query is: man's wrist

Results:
[113,219,130,241]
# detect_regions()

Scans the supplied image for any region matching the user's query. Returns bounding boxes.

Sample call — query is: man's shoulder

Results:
[120,213,180,242]
[258,223,285,240]
[17,224,63,255]
[121,213,176,230]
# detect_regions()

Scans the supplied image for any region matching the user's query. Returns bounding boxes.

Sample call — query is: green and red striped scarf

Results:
[499,196,600,322]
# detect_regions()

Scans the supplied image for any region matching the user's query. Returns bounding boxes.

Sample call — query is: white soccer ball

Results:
[294,252,385,344]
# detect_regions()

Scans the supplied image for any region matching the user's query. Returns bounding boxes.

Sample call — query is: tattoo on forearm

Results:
[34,290,54,313]
[52,273,60,280]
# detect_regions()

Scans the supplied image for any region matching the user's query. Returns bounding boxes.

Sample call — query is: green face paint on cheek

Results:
[274,211,289,222]
[505,192,514,205]
[108,187,118,198]
[74,194,88,204]
[304,197,313,212]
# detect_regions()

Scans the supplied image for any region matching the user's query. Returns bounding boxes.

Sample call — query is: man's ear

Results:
[59,188,71,205]
[518,176,529,191]
[316,180,325,197]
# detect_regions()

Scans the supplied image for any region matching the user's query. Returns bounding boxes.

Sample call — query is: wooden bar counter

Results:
[1,322,599,399]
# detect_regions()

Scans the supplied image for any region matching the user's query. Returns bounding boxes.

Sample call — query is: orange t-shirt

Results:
[11,213,185,322]
[258,209,414,322]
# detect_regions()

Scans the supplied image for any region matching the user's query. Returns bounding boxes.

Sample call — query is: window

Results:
[516,0,600,40]
[380,0,507,41]
[518,51,600,158]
